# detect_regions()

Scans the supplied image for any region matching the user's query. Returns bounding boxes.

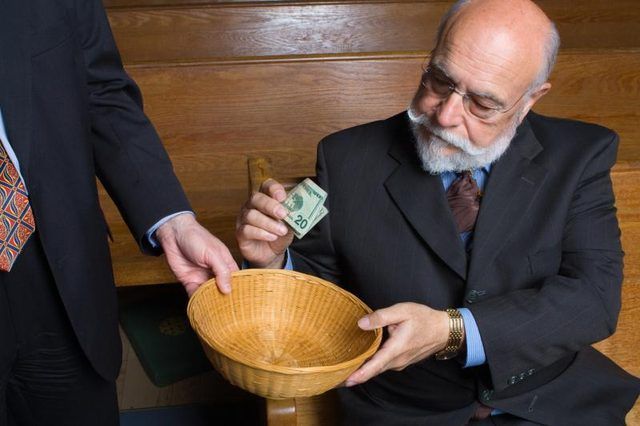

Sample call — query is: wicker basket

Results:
[187,269,382,399]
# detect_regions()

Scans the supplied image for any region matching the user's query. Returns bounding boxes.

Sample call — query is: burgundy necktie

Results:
[0,143,35,271]
[449,173,490,423]
[446,171,481,234]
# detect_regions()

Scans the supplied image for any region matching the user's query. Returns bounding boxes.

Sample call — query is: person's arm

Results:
[468,133,623,393]
[146,211,194,248]
[74,0,191,252]
[75,0,237,293]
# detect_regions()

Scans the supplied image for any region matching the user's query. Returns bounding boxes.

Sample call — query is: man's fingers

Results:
[345,344,396,386]
[205,244,238,294]
[241,208,288,237]
[218,243,240,273]
[358,304,409,330]
[210,264,232,294]
[237,224,280,243]
[247,192,289,222]
[260,178,287,202]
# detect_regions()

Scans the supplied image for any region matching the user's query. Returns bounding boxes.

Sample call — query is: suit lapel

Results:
[384,115,468,280]
[0,0,33,184]
[467,118,548,284]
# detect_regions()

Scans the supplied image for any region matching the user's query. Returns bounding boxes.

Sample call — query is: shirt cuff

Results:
[283,249,293,270]
[458,307,486,367]
[145,211,195,249]
[242,249,293,270]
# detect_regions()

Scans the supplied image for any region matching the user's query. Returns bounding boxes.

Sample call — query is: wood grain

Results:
[104,50,640,286]
[106,1,640,64]
[594,281,640,377]
[613,166,640,283]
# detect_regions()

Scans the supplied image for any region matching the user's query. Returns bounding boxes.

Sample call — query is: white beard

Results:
[407,107,519,174]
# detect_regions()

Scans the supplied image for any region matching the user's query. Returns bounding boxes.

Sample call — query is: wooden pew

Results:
[103,50,640,286]
[104,0,640,64]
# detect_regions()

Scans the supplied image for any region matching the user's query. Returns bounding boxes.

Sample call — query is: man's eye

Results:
[431,76,452,92]
[471,98,498,111]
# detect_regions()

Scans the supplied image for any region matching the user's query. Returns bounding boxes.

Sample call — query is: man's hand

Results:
[156,214,239,296]
[236,179,294,268]
[345,303,451,387]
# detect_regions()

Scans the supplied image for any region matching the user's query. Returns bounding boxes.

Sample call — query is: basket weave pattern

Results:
[188,269,382,399]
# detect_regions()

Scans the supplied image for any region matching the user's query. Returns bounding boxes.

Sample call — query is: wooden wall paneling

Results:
[538,49,640,162]
[104,49,639,286]
[106,3,447,64]
[603,167,640,381]
[105,1,640,64]
[593,281,640,377]
[612,165,640,282]
[537,0,640,48]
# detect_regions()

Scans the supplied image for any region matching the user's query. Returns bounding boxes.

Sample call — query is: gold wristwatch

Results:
[435,308,465,360]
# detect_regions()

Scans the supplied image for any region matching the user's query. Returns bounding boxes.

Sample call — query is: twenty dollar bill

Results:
[282,178,329,238]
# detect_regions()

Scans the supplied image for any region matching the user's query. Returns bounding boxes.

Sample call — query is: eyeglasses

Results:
[420,65,528,120]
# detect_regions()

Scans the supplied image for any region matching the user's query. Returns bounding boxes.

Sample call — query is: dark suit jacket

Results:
[290,111,639,425]
[0,0,190,380]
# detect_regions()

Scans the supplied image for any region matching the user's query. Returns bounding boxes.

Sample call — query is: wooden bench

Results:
[102,50,640,286]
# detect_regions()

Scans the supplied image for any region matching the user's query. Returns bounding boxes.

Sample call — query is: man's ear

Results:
[519,82,552,123]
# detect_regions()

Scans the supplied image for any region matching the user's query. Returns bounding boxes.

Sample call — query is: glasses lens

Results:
[467,96,500,119]
[424,69,453,97]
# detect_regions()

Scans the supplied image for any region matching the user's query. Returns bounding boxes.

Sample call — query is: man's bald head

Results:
[408,0,559,173]
[435,0,559,91]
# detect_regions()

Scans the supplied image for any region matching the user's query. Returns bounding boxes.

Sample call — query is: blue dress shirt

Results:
[0,108,28,186]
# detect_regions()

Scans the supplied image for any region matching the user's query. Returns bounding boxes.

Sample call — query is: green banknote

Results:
[282,178,329,238]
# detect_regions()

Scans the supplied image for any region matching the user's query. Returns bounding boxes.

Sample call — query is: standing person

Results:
[0,0,238,424]
[236,0,640,424]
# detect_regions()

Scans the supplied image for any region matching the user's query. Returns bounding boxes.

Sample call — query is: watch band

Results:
[435,308,465,360]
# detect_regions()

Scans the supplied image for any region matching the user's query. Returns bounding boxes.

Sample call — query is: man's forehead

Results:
[428,51,513,107]
[430,29,536,101]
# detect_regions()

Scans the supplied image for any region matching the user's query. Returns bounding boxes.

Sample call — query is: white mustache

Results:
[407,106,517,174]
[407,109,487,156]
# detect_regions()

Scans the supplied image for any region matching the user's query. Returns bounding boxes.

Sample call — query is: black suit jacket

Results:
[0,0,190,380]
[291,111,639,425]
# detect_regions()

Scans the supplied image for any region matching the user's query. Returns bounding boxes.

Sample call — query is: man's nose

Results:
[433,92,465,128]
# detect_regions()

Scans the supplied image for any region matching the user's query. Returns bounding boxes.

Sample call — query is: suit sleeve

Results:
[73,0,191,254]
[289,140,343,285]
[468,133,623,393]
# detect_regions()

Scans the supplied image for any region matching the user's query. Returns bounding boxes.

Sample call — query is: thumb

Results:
[357,304,407,330]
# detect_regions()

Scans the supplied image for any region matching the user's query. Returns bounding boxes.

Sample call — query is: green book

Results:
[119,285,212,387]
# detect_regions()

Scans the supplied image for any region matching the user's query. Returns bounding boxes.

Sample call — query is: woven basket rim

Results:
[188,268,382,375]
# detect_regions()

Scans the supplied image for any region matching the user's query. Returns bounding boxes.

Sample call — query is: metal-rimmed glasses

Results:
[420,64,528,121]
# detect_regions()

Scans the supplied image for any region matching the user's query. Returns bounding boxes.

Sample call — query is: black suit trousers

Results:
[0,235,118,426]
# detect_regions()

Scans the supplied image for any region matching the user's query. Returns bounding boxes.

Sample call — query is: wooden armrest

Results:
[248,157,305,195]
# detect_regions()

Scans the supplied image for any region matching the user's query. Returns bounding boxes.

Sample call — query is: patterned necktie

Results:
[0,143,35,271]
[446,171,481,233]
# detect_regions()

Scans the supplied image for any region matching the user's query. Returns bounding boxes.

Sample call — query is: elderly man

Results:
[237,0,639,424]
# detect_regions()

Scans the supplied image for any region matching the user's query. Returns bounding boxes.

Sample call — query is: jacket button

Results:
[466,289,486,304]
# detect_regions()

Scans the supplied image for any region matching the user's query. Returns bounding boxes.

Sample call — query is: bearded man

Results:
[236,0,640,424]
